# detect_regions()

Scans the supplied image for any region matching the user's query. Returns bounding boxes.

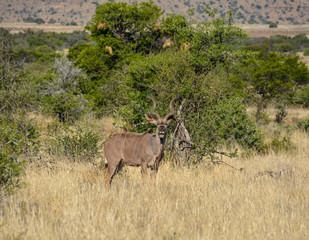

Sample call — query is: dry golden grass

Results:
[298,52,309,68]
[247,105,309,123]
[0,22,84,33]
[238,24,309,38]
[1,114,309,239]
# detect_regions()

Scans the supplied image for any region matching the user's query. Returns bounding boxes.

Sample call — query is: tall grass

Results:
[1,115,309,239]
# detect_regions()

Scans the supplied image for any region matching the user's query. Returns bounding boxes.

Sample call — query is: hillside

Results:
[1,0,309,26]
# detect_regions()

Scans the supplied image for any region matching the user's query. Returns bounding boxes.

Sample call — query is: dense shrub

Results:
[23,17,45,24]
[46,93,88,123]
[240,34,309,52]
[293,86,309,107]
[47,127,99,162]
[296,117,309,132]
[71,3,263,163]
[0,114,40,195]
[268,22,278,28]
[275,105,287,123]
[266,136,295,153]
[13,47,59,63]
[36,58,89,123]
[107,50,263,162]
[233,51,309,122]
[12,30,91,52]
[184,96,264,160]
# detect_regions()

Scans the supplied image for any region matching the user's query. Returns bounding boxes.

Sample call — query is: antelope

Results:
[104,96,176,189]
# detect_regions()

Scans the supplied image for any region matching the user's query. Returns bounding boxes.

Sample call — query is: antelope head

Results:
[145,96,176,140]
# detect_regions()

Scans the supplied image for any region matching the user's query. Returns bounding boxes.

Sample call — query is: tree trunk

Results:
[255,97,265,122]
[170,99,192,164]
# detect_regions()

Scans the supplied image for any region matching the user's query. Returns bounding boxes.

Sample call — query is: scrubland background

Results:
[2,2,309,239]
[1,109,309,240]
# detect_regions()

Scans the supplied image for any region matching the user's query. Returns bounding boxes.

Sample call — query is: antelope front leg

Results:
[141,163,147,185]
[105,171,111,190]
[150,169,157,186]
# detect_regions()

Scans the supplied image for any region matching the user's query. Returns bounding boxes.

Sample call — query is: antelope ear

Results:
[145,114,157,124]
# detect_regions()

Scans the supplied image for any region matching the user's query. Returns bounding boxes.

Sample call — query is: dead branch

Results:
[254,168,291,180]
[208,159,244,171]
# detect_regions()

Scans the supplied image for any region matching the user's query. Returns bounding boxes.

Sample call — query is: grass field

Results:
[238,24,309,37]
[1,108,309,240]
[0,22,84,33]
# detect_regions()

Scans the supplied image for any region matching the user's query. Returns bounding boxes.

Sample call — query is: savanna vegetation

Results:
[1,2,309,239]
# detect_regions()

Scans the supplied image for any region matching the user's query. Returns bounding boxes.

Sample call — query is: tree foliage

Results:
[0,114,40,196]
[35,58,89,123]
[241,34,309,53]
[68,2,190,91]
[67,2,264,163]
[184,12,245,75]
[108,50,262,162]
[0,28,24,92]
[233,50,309,121]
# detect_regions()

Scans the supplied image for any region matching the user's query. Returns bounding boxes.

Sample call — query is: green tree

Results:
[235,51,309,121]
[36,58,89,123]
[86,2,163,54]
[183,11,245,75]
[108,49,262,163]
[0,28,40,195]
[70,2,262,163]
[0,114,40,197]
[0,28,23,92]
[68,2,191,100]
[0,28,35,112]
[268,22,278,28]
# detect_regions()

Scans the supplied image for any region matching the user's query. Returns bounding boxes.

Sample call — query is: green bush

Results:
[22,17,45,24]
[48,127,99,162]
[268,22,278,28]
[185,96,264,159]
[13,46,59,64]
[36,58,89,123]
[34,18,45,25]
[68,2,263,162]
[294,86,309,107]
[296,117,309,132]
[274,43,294,53]
[46,93,88,123]
[35,45,55,54]
[275,105,287,123]
[304,48,309,56]
[0,114,40,195]
[109,50,263,162]
[266,136,295,153]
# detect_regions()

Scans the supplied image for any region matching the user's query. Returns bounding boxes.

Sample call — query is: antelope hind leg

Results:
[141,163,148,185]
[150,169,157,186]
[105,162,120,190]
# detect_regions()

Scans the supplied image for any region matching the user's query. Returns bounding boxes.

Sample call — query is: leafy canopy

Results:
[68,2,263,162]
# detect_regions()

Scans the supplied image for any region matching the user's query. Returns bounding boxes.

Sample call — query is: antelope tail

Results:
[103,150,108,169]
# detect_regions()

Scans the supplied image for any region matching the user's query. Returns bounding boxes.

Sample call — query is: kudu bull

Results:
[104,96,176,189]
